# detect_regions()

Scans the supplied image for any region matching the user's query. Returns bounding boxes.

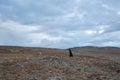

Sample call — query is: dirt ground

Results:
[0,46,120,80]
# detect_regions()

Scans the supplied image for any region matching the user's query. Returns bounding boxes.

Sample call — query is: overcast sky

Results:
[0,0,120,48]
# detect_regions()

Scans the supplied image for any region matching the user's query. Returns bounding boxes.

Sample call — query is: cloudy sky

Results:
[0,0,120,48]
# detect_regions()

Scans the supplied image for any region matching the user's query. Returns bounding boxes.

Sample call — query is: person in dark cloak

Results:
[68,48,73,57]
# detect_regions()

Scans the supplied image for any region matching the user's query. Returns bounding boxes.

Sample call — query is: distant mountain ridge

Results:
[72,46,120,49]
[0,45,120,49]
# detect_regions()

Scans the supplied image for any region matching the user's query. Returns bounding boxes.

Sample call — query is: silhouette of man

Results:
[68,48,73,57]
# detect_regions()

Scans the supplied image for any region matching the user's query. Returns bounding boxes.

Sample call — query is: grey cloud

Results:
[0,0,120,48]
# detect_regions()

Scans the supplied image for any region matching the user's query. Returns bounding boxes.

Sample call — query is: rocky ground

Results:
[0,46,120,80]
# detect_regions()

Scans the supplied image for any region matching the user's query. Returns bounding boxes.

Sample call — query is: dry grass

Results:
[0,46,120,80]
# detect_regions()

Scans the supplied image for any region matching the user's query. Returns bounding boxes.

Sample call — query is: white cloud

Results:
[91,30,120,43]
[1,20,40,32]
[83,25,110,35]
[102,41,120,47]
[85,30,97,35]
[117,11,120,15]
[27,33,65,46]
[97,25,110,34]
[98,30,104,34]
[102,4,115,11]
[0,19,70,48]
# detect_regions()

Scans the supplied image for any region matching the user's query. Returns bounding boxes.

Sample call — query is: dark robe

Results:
[68,48,73,57]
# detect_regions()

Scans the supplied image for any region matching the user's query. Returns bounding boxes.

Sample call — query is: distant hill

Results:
[72,46,120,49]
[0,46,62,53]
[71,46,120,54]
